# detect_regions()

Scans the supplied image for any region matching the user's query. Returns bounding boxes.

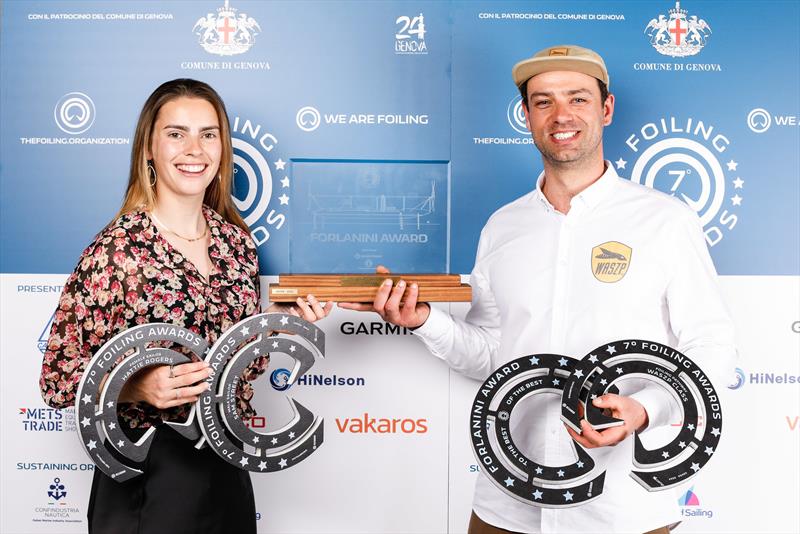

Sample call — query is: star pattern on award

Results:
[289,345,296,353]
[279,194,289,206]
[279,458,288,469]
[535,466,543,475]
[109,422,116,430]
[563,491,574,501]
[552,378,560,386]
[599,378,607,386]
[258,461,268,471]
[731,195,742,206]
[557,470,564,477]
[274,159,286,171]
[733,177,744,189]
[272,341,279,349]
[504,477,515,487]
[86,440,97,450]
[606,345,617,355]
[288,432,295,439]
[710,427,721,437]
[574,369,584,378]
[252,436,260,444]
[532,489,543,500]
[240,326,250,336]
[529,356,540,365]
[726,160,738,171]
[690,462,701,473]
[106,401,114,408]
[678,441,687,448]
[588,354,598,363]
[687,423,695,431]
[253,348,260,356]
[662,451,670,459]
[280,316,289,326]
[259,317,269,328]
[271,437,278,445]
[82,394,92,405]
[81,417,91,427]
[576,461,584,468]
[281,176,290,188]
[704,446,714,456]
[239,456,249,467]
[558,357,569,367]
[615,367,623,375]
[117,440,125,448]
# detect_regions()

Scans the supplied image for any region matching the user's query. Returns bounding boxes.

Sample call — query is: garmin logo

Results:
[340,321,413,335]
[335,413,428,434]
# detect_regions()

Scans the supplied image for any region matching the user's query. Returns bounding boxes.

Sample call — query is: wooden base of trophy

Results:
[268,274,471,303]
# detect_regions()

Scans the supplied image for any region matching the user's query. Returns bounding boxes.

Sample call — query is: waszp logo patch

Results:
[591,241,632,283]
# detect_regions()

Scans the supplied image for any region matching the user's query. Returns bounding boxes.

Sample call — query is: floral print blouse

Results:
[40,206,268,429]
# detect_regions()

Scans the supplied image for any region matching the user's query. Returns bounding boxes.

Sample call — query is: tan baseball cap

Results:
[512,44,610,88]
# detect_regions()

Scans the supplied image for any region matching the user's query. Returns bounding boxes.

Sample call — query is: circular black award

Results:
[197,312,326,472]
[75,323,208,481]
[470,354,608,508]
[560,339,722,491]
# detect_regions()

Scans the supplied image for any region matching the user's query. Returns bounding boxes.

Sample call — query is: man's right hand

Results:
[338,265,431,329]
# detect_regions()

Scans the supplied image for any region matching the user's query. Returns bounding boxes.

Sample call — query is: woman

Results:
[39,78,331,534]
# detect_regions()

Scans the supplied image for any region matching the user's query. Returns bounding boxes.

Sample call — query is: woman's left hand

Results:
[266,294,333,323]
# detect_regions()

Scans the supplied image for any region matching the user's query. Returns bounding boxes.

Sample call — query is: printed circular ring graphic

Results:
[75,324,209,482]
[197,312,326,472]
[53,92,96,134]
[630,138,725,227]
[507,96,529,135]
[746,108,771,133]
[561,339,723,491]
[470,354,608,508]
[296,106,321,132]
[232,138,273,227]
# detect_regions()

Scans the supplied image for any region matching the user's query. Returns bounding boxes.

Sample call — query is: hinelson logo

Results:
[230,116,287,245]
[619,117,744,247]
[507,95,528,135]
[269,369,366,390]
[336,413,428,434]
[54,92,95,134]
[193,0,259,56]
[47,478,67,501]
[678,486,714,518]
[645,1,711,58]
[395,13,427,55]
[728,367,745,390]
[296,106,321,132]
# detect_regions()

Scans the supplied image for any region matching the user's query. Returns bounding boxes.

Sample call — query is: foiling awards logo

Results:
[645,1,711,57]
[193,0,260,56]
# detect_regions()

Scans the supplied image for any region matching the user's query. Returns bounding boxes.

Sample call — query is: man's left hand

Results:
[565,394,649,448]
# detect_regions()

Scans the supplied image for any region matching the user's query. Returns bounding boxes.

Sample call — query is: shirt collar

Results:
[533,161,619,213]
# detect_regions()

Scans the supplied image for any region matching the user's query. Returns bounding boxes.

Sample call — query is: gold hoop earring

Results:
[147,162,157,187]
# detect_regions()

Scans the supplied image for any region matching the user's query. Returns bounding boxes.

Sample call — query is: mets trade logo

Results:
[591,241,632,283]
[618,116,744,247]
[193,0,260,56]
[507,95,528,135]
[230,115,288,245]
[54,92,95,135]
[645,1,711,57]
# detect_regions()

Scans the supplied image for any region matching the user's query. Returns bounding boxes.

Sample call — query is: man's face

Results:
[522,70,614,167]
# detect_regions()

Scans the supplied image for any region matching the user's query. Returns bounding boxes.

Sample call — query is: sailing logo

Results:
[645,1,711,57]
[193,0,260,56]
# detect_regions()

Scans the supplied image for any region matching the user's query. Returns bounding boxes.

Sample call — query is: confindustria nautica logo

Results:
[507,95,528,135]
[230,115,287,246]
[47,477,67,501]
[645,1,711,57]
[395,13,427,55]
[728,367,745,389]
[38,311,56,353]
[617,117,744,247]
[678,486,700,506]
[54,92,95,135]
[193,0,259,56]
[296,106,321,132]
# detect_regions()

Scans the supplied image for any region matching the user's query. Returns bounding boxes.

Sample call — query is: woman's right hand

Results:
[118,361,211,409]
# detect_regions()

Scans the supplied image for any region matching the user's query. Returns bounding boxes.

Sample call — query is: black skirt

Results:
[87,426,256,534]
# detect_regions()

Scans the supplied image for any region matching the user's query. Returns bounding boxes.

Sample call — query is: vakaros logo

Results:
[335,413,428,433]
[230,116,287,245]
[617,117,744,247]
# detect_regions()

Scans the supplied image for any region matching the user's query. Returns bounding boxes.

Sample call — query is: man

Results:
[341,44,736,534]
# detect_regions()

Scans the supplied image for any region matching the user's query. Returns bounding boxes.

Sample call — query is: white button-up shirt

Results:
[414,163,736,533]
